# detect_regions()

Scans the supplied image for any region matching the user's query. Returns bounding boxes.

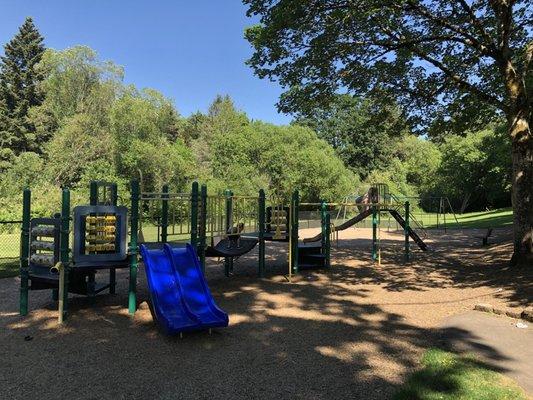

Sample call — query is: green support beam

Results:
[258,189,266,277]
[190,182,199,249]
[404,201,410,263]
[199,184,208,273]
[291,190,299,274]
[60,188,70,319]
[224,190,233,277]
[320,201,327,255]
[89,181,98,206]
[88,182,98,298]
[372,205,378,262]
[109,182,118,293]
[19,188,31,316]
[161,184,169,243]
[128,180,139,315]
[325,213,331,268]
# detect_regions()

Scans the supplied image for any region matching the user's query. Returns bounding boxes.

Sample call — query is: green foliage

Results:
[394,135,442,192]
[0,17,46,163]
[243,0,531,132]
[434,126,511,211]
[295,95,408,178]
[110,88,193,192]
[0,39,513,222]
[252,122,355,201]
[32,46,122,127]
[45,113,114,187]
[181,96,355,201]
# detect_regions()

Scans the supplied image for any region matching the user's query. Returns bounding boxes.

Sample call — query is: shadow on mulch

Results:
[0,228,528,400]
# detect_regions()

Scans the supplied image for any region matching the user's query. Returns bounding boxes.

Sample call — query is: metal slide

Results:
[141,243,228,335]
[303,208,373,243]
[388,210,428,251]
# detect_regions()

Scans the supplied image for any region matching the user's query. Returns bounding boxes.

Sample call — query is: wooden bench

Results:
[477,228,493,246]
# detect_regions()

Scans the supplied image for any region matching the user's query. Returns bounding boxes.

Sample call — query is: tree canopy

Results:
[0,17,46,167]
[295,94,408,177]
[244,0,532,264]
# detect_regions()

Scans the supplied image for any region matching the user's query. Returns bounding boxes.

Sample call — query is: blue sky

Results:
[0,0,291,124]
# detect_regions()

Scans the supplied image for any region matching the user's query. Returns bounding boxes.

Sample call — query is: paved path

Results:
[440,311,533,394]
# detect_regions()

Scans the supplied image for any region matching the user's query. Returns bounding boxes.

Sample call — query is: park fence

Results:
[0,220,21,269]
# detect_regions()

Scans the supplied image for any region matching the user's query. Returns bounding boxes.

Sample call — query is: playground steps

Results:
[388,210,428,251]
[297,242,326,269]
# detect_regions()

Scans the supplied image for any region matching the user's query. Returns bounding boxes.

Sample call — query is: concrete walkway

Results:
[440,311,533,394]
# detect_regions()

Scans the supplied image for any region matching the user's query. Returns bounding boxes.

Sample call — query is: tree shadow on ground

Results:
[326,227,531,308]
[1,242,519,400]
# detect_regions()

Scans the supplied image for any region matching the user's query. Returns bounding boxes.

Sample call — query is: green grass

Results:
[414,208,513,229]
[0,231,20,278]
[0,258,19,279]
[395,349,529,400]
[332,207,513,230]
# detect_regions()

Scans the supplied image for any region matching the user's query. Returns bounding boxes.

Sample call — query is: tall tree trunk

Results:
[509,110,533,267]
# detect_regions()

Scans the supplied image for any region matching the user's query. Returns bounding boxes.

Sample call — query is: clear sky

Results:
[0,0,291,124]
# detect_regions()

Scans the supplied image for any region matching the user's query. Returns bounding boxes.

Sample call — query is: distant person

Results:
[227,222,245,248]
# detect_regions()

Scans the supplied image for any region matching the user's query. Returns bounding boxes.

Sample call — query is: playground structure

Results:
[137,183,335,277]
[138,182,425,275]
[19,180,427,334]
[20,181,140,319]
[336,185,460,232]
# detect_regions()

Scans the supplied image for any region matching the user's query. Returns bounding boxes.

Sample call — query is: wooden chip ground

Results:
[0,227,530,399]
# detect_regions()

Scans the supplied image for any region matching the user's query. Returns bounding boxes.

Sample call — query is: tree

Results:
[109,88,193,192]
[32,46,123,129]
[295,94,408,178]
[436,126,512,212]
[0,17,46,158]
[394,135,442,192]
[244,0,532,266]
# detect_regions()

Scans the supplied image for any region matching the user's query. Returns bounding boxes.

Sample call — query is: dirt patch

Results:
[0,227,530,399]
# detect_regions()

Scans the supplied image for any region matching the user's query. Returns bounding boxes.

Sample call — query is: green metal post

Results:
[404,201,410,263]
[161,184,169,243]
[19,189,31,316]
[88,181,98,297]
[320,201,327,255]
[372,205,378,261]
[60,188,70,319]
[199,184,207,273]
[325,213,331,268]
[89,181,98,206]
[109,182,118,294]
[111,183,118,206]
[258,189,266,277]
[291,190,299,274]
[224,189,233,277]
[190,182,199,248]
[128,180,139,315]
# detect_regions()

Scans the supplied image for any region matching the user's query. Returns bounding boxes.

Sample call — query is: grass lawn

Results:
[417,208,513,229]
[0,231,20,278]
[0,259,18,279]
[333,207,513,230]
[395,349,529,400]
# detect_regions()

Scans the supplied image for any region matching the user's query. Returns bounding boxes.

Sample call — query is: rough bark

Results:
[509,111,533,267]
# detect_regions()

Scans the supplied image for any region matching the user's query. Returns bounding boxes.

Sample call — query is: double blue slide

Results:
[140,243,228,335]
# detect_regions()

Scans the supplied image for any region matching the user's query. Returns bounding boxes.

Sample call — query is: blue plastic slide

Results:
[140,243,228,335]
